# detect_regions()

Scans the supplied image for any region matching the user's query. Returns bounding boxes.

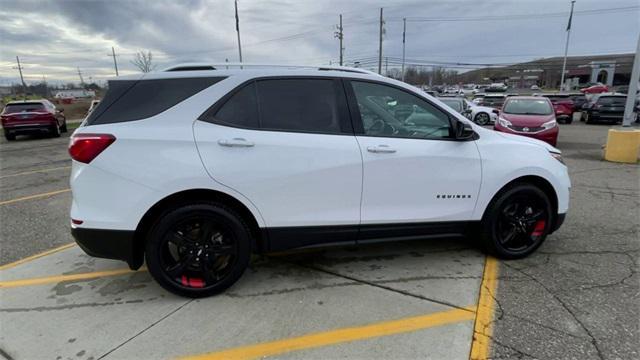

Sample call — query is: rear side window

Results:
[214,82,259,128]
[597,96,626,105]
[204,78,348,135]
[256,79,342,134]
[86,77,224,125]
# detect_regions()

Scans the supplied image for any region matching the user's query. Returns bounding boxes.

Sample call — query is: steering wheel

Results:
[368,119,397,135]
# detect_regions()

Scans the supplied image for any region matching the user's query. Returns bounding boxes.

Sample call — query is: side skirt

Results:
[265,221,479,253]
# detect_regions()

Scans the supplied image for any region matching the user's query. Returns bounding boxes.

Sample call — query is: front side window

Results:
[256,79,342,134]
[351,81,452,139]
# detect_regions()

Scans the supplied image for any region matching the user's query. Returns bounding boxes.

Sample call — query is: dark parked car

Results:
[482,94,506,109]
[583,94,627,124]
[567,93,588,111]
[1,100,67,140]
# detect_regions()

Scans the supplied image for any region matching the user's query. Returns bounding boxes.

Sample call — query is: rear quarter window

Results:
[86,77,225,125]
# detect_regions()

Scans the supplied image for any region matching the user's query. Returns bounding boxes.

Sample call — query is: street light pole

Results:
[559,0,576,91]
[622,32,640,127]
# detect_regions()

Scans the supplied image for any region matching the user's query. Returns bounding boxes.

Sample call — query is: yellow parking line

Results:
[469,257,499,360]
[0,188,71,206]
[0,165,71,179]
[0,243,76,271]
[0,267,147,289]
[180,306,477,360]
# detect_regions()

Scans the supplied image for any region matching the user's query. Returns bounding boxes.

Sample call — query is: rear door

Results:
[345,79,482,233]
[194,77,363,249]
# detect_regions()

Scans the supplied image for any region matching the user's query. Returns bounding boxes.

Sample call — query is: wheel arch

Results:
[482,175,559,226]
[130,188,265,269]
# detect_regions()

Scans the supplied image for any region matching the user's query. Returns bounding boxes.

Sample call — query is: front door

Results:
[346,80,482,231]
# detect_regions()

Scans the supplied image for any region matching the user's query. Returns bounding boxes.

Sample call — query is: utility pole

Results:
[378,7,384,75]
[622,32,640,127]
[559,0,576,91]
[385,56,388,76]
[14,56,27,98]
[42,75,48,98]
[109,47,119,76]
[235,0,243,65]
[335,14,344,66]
[77,67,85,86]
[402,18,406,81]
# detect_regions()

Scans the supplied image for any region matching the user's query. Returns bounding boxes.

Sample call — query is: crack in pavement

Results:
[502,262,606,360]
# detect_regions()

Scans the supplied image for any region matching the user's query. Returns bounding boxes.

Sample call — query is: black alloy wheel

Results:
[481,184,552,259]
[146,203,251,297]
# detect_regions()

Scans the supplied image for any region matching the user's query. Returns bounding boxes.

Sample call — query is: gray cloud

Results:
[0,0,637,83]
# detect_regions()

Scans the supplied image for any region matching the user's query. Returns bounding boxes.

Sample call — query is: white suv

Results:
[69,65,570,297]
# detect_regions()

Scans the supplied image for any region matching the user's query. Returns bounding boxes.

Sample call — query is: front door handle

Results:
[367,145,396,154]
[218,138,255,147]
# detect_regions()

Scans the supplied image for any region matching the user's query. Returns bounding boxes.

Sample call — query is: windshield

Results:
[2,103,46,114]
[597,96,626,105]
[503,99,553,115]
[439,99,463,112]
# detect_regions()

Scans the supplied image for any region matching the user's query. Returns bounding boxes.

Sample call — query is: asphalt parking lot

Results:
[0,120,638,359]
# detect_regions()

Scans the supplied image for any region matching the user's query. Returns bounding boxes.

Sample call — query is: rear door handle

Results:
[218,138,255,147]
[367,145,396,154]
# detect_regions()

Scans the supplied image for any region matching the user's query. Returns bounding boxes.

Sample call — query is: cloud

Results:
[0,0,637,83]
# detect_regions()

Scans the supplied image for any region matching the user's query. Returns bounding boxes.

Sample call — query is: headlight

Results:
[498,117,512,127]
[550,152,564,164]
[542,119,557,130]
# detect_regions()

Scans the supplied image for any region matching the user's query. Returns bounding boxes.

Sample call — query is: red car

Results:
[580,84,609,94]
[541,94,574,123]
[494,96,558,146]
[1,100,67,141]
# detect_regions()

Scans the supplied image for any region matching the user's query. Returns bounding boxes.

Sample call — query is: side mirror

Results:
[455,120,475,140]
[57,108,64,112]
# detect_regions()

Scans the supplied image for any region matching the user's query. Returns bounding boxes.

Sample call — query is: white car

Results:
[465,99,498,125]
[69,64,570,297]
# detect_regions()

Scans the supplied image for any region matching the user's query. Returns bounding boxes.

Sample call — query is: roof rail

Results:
[161,63,380,76]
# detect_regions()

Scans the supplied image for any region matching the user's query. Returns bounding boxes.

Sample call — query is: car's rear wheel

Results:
[4,131,15,141]
[145,202,251,297]
[61,122,68,133]
[481,184,552,259]
[474,112,490,125]
[51,124,61,137]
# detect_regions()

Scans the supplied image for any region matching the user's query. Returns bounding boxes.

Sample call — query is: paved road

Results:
[0,121,638,359]
[491,122,640,359]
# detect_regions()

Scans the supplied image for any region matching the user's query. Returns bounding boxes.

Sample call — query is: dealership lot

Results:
[0,122,638,359]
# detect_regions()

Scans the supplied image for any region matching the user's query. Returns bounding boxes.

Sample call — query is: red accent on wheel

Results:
[532,220,546,236]
[189,278,204,288]
[181,275,188,286]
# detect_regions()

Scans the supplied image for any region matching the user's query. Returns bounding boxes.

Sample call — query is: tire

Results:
[51,124,61,137]
[61,122,68,133]
[4,131,15,141]
[145,202,252,298]
[480,183,552,259]
[585,113,593,124]
[474,112,490,126]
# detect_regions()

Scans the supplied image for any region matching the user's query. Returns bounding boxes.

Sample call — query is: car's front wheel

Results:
[481,183,552,259]
[474,112,490,125]
[145,202,252,297]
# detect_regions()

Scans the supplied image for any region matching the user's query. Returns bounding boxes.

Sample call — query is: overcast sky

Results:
[0,0,638,84]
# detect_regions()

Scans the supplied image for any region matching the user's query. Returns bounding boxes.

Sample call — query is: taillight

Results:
[69,133,116,163]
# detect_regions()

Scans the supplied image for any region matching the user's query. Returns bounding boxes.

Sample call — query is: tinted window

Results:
[503,99,553,115]
[256,79,342,134]
[3,103,45,113]
[213,82,259,128]
[597,96,626,105]
[86,77,224,125]
[439,99,463,113]
[351,81,452,139]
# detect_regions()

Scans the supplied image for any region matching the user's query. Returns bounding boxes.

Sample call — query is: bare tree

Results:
[131,51,157,73]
